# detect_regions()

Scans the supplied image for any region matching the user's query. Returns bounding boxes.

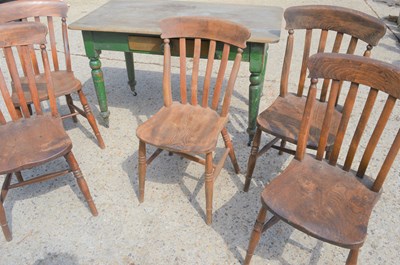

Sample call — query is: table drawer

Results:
[128,36,163,53]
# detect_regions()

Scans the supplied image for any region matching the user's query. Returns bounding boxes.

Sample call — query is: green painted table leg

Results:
[90,56,110,127]
[83,31,110,127]
[124,52,137,96]
[247,43,268,145]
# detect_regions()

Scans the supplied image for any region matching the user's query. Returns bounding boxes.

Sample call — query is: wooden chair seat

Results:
[137,102,227,154]
[0,114,72,175]
[261,154,378,248]
[257,93,341,148]
[12,71,81,105]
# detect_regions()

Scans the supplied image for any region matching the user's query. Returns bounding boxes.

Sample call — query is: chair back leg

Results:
[77,90,105,149]
[221,128,240,173]
[65,94,78,123]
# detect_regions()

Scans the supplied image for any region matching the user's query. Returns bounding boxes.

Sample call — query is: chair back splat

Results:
[160,16,250,116]
[0,1,70,73]
[282,5,386,100]
[0,22,58,120]
[0,0,105,149]
[305,53,400,192]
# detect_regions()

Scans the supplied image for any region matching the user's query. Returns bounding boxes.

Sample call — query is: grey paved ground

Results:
[0,0,399,264]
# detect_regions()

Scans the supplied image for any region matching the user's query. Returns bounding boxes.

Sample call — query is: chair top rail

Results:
[0,1,68,23]
[284,5,386,46]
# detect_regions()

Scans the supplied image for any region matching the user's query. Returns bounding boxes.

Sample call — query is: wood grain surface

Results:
[69,0,282,43]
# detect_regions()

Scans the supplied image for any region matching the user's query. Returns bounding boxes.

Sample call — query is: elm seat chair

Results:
[244,5,386,191]
[0,0,105,149]
[0,22,98,242]
[244,53,400,264]
[136,16,250,224]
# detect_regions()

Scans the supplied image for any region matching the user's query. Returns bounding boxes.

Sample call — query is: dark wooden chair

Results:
[0,0,105,149]
[136,16,250,224]
[244,53,400,264]
[0,22,98,242]
[244,5,386,191]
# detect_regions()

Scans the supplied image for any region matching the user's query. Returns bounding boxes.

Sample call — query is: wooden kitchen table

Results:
[69,0,283,143]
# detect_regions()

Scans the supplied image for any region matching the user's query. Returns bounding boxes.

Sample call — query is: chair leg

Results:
[14,106,23,118]
[138,140,147,203]
[65,152,98,216]
[205,152,214,225]
[346,249,360,265]
[77,89,105,149]
[0,173,12,241]
[1,173,12,203]
[0,201,11,241]
[27,104,33,115]
[278,140,286,155]
[325,147,332,160]
[244,206,267,265]
[244,128,262,192]
[221,128,240,174]
[66,94,78,123]
[15,171,24,183]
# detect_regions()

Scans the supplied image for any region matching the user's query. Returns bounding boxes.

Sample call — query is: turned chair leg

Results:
[244,206,267,265]
[346,248,360,265]
[205,153,214,225]
[66,94,78,123]
[77,90,105,149]
[0,201,11,241]
[138,140,147,203]
[65,152,98,216]
[221,128,240,174]
[0,173,12,241]
[244,128,262,192]
[278,139,286,155]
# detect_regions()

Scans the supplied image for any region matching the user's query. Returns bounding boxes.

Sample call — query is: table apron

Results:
[82,31,251,61]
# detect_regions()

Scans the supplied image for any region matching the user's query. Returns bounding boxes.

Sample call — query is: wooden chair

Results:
[0,0,105,149]
[244,53,400,264]
[0,22,98,242]
[244,5,386,191]
[136,17,250,224]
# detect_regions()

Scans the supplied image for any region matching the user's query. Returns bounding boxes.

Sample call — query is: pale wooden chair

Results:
[0,22,98,242]
[0,0,105,149]
[136,16,250,224]
[244,53,400,264]
[244,5,386,191]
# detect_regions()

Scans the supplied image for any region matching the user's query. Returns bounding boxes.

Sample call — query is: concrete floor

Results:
[0,0,399,264]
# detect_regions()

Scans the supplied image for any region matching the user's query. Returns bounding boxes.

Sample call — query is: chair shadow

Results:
[121,140,243,222]
[33,252,79,265]
[2,157,94,234]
